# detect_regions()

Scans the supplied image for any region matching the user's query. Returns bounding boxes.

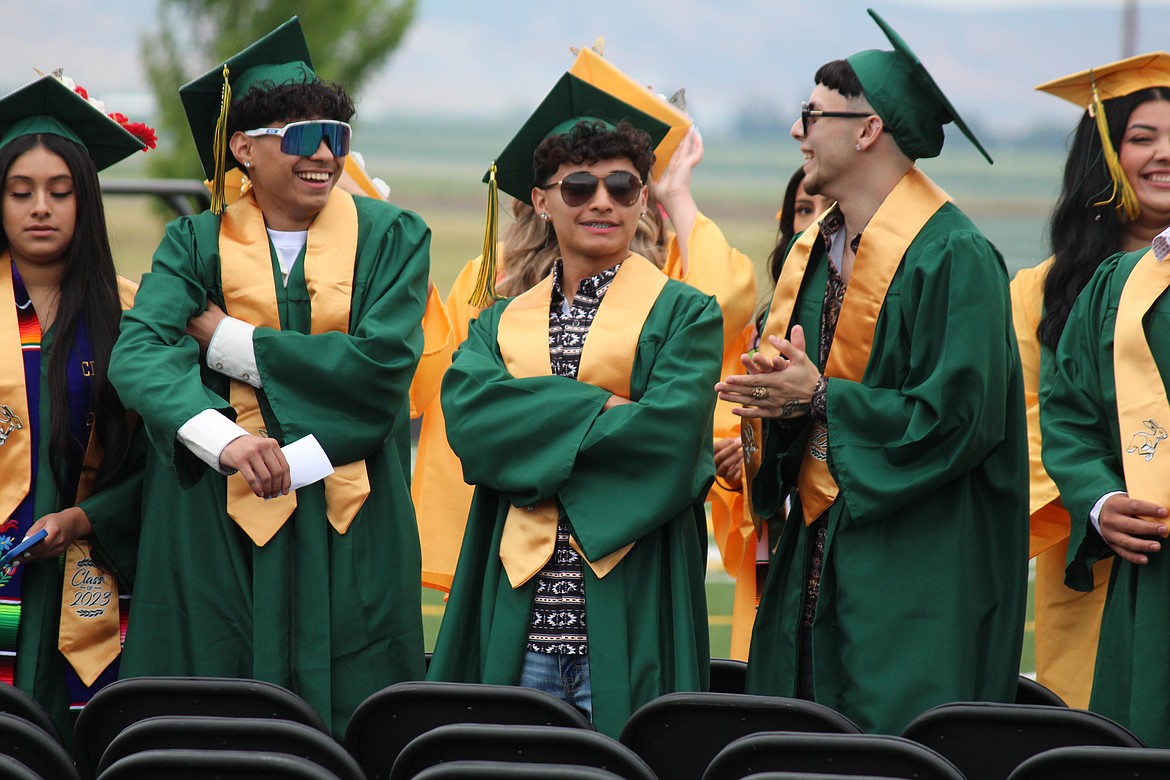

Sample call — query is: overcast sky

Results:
[5,1,1170,136]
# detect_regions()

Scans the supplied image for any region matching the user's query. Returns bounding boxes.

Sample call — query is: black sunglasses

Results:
[539,171,644,208]
[800,101,872,135]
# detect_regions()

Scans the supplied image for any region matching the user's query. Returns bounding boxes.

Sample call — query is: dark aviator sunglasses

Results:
[538,171,644,208]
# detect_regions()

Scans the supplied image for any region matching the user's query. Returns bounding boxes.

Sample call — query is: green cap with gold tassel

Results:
[179,16,316,212]
[473,73,669,306]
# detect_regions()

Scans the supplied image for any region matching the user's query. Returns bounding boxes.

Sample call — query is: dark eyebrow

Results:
[5,174,73,184]
[1126,123,1160,132]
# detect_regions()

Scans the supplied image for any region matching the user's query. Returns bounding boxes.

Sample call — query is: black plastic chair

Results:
[73,676,328,780]
[901,701,1145,780]
[390,723,656,780]
[702,732,965,780]
[710,658,748,694]
[0,712,79,780]
[1008,744,1170,779]
[412,760,626,779]
[98,748,342,779]
[619,692,860,780]
[0,682,63,743]
[0,754,44,780]
[96,716,363,780]
[1015,675,1067,707]
[345,681,593,779]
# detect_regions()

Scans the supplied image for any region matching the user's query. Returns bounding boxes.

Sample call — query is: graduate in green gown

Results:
[718,10,1028,734]
[1042,239,1170,747]
[428,73,722,739]
[108,18,428,736]
[0,73,148,739]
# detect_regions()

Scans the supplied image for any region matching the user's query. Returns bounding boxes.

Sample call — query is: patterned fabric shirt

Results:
[526,260,621,655]
[803,207,854,628]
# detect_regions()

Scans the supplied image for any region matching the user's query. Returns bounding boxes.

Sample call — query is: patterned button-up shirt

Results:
[526,260,621,655]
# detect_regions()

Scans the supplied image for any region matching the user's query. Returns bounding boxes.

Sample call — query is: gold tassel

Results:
[468,162,501,308]
[210,65,232,215]
[1090,77,1140,221]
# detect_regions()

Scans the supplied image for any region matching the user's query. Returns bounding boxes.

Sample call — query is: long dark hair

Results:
[0,133,133,498]
[1040,87,1170,351]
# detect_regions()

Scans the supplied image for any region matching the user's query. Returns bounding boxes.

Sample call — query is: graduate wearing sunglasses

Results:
[108,17,429,737]
[428,73,723,738]
[410,48,756,615]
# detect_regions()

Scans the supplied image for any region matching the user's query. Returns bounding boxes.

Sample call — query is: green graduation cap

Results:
[0,75,145,171]
[846,8,992,164]
[486,73,671,204]
[179,16,317,211]
[468,73,671,308]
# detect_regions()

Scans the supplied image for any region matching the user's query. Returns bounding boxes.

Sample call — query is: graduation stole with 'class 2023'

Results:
[1115,248,1170,510]
[0,256,133,686]
[748,168,949,527]
[495,254,667,588]
[218,188,369,547]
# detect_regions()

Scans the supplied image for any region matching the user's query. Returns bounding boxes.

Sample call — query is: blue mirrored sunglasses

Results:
[243,120,352,158]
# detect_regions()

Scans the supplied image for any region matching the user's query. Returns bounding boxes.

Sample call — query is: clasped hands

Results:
[715,324,821,420]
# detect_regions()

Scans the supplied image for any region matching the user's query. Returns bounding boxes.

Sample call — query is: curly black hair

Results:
[226,80,355,169]
[532,119,655,187]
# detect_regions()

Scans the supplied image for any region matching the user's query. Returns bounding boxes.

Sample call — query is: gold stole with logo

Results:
[1114,249,1170,508]
[495,254,667,588]
[218,188,370,547]
[751,168,949,525]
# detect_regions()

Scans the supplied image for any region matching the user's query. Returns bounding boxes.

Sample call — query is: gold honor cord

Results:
[469,162,501,308]
[495,254,667,586]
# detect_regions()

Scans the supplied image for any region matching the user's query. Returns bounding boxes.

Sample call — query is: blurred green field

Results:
[102,118,1048,673]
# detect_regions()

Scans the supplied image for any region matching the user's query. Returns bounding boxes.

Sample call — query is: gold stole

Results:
[0,257,33,535]
[219,188,370,547]
[495,254,668,588]
[58,277,138,686]
[0,257,132,685]
[1114,249,1170,510]
[754,168,949,525]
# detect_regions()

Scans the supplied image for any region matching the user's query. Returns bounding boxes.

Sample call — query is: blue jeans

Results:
[518,650,592,720]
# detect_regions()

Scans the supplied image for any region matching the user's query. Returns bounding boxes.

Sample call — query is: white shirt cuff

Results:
[1089,491,1126,535]
[176,409,250,475]
[207,316,262,388]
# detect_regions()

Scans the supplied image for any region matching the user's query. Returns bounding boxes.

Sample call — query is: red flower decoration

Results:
[73,85,88,100]
[123,122,158,151]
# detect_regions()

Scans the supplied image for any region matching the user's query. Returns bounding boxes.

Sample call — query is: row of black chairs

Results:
[0,669,1164,779]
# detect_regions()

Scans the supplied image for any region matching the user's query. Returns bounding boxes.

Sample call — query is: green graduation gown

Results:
[745,204,1029,734]
[17,328,143,742]
[108,197,429,737]
[1041,248,1170,747]
[428,279,721,739]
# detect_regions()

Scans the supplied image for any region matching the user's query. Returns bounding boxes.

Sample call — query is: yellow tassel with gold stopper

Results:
[210,65,232,215]
[1090,75,1140,221]
[469,162,500,307]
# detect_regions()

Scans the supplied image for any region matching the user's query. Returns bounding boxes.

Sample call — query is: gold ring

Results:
[751,386,769,400]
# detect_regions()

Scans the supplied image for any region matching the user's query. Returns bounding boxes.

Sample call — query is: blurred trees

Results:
[141,0,417,179]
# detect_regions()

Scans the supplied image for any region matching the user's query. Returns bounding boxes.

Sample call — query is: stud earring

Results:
[244,161,252,168]
[539,211,549,221]
[855,144,861,151]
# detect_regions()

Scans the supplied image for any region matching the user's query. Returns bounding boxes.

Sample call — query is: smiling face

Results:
[530,156,647,271]
[791,84,873,201]
[2,144,76,269]
[229,117,342,230]
[1120,98,1170,231]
